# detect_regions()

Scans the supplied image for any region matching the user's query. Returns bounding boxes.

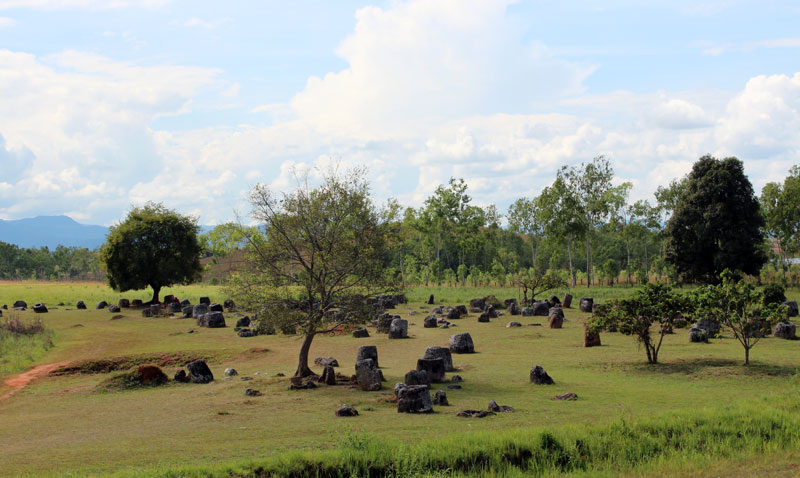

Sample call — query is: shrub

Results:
[762,283,786,306]
[1,315,45,336]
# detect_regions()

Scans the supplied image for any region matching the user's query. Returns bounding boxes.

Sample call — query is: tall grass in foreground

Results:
[103,396,800,478]
[0,315,54,374]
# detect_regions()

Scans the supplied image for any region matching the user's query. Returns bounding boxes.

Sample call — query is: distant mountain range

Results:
[0,216,109,250]
[0,216,214,250]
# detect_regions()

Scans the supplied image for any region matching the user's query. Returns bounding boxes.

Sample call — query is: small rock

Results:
[456,410,493,418]
[774,322,797,339]
[689,326,709,343]
[530,365,554,385]
[579,298,593,313]
[240,376,253,381]
[173,369,190,383]
[433,390,448,406]
[352,327,370,338]
[95,301,107,310]
[488,400,514,412]
[423,315,438,328]
[224,368,238,377]
[447,384,462,390]
[108,305,121,313]
[245,388,262,396]
[506,321,522,328]
[335,406,359,417]
[554,392,578,401]
[450,375,463,383]
[76,301,87,310]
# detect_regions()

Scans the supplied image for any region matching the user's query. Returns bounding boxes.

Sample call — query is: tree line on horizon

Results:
[2,155,799,288]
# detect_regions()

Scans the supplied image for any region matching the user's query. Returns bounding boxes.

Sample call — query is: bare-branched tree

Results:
[229,166,399,377]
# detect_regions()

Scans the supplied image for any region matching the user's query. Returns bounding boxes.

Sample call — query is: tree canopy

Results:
[665,155,766,283]
[229,167,398,377]
[101,202,203,303]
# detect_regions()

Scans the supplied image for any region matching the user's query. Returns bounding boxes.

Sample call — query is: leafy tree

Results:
[600,259,620,286]
[539,176,584,287]
[665,156,766,283]
[230,167,397,378]
[512,267,567,305]
[760,166,800,281]
[690,270,784,365]
[101,202,203,303]
[507,196,545,268]
[552,156,628,287]
[591,283,688,364]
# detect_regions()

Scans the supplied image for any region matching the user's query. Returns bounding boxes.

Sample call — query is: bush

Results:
[762,283,786,306]
[1,316,45,336]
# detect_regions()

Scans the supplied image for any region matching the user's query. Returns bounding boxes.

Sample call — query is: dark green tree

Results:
[665,156,766,283]
[101,202,203,303]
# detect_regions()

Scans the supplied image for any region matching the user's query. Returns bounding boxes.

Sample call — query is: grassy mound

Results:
[50,351,217,376]
[98,365,169,391]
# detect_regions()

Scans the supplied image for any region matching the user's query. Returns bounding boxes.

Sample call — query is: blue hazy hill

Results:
[0,216,109,250]
[0,216,215,250]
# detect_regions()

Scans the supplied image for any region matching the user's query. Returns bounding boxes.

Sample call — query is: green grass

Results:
[1,281,800,476]
[0,328,54,375]
[0,280,222,309]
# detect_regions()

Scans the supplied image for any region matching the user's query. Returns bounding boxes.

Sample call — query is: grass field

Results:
[1,282,799,477]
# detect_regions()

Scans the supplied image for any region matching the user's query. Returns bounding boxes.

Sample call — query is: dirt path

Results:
[0,362,70,402]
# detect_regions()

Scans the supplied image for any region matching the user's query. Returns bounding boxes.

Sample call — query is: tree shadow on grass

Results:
[625,358,800,378]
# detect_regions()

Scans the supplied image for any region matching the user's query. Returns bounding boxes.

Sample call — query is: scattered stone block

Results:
[388,318,408,339]
[775,322,797,339]
[352,327,370,338]
[433,390,448,406]
[449,333,474,353]
[397,385,433,413]
[336,406,359,417]
[187,360,214,384]
[416,358,446,383]
[579,298,593,313]
[488,400,513,412]
[314,357,339,367]
[554,392,578,401]
[76,301,87,310]
[530,365,554,385]
[423,346,454,372]
[356,345,379,368]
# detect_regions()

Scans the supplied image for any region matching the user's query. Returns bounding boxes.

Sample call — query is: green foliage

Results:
[600,259,620,286]
[762,283,786,306]
[665,156,767,283]
[230,167,398,376]
[0,314,53,374]
[102,399,800,478]
[0,241,101,280]
[101,202,203,303]
[760,166,800,280]
[690,270,786,365]
[591,283,688,364]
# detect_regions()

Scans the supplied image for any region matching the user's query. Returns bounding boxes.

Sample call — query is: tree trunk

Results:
[295,332,316,377]
[625,235,631,286]
[744,347,750,366]
[568,238,576,288]
[151,285,161,304]
[586,235,592,288]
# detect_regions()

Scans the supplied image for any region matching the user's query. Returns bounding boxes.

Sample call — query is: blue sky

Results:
[0,0,798,225]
